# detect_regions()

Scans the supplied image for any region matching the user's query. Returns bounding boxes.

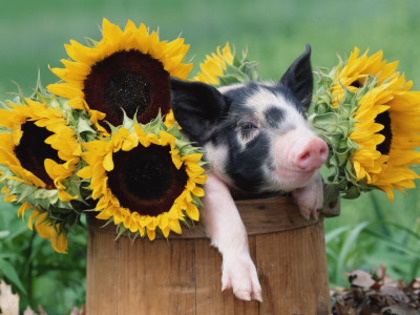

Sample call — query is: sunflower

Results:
[194,42,260,86]
[19,202,68,253]
[312,48,420,200]
[77,116,207,240]
[194,42,234,85]
[47,18,192,133]
[1,178,68,253]
[0,98,84,253]
[0,99,81,202]
[350,79,420,200]
[331,47,404,104]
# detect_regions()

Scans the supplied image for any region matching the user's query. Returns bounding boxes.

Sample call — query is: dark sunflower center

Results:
[375,111,392,155]
[83,50,171,128]
[14,121,63,188]
[107,144,188,216]
[350,80,363,88]
[123,150,172,200]
[104,72,151,118]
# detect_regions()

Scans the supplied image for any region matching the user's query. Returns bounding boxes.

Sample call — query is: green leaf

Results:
[31,189,59,207]
[365,228,420,260]
[14,183,37,202]
[0,258,27,294]
[115,225,126,240]
[77,118,96,134]
[0,230,10,239]
[325,225,351,244]
[0,254,15,260]
[335,221,370,281]
[370,221,420,242]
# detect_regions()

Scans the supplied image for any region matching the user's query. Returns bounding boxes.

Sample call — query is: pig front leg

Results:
[292,172,324,220]
[201,173,262,302]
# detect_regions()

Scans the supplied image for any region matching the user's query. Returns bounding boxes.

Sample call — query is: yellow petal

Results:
[147,229,156,241]
[17,202,33,219]
[77,166,93,179]
[169,219,182,234]
[58,190,78,202]
[103,152,114,171]
[51,232,68,254]
[186,203,200,221]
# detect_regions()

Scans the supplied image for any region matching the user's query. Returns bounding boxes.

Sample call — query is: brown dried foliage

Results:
[332,265,420,315]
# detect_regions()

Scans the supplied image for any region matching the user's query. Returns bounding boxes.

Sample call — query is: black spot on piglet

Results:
[264,107,285,128]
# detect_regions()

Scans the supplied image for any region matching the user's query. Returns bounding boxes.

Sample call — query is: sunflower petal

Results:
[103,152,114,171]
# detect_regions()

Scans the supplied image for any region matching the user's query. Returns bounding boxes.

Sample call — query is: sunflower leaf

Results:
[77,118,96,135]
[106,122,120,134]
[0,259,27,294]
[115,225,127,240]
[13,183,37,202]
[32,189,59,207]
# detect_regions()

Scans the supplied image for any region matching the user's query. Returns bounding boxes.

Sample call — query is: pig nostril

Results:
[296,139,328,170]
[299,152,311,162]
[296,151,312,169]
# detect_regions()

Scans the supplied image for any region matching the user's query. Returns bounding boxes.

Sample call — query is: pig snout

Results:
[274,129,328,181]
[295,137,328,171]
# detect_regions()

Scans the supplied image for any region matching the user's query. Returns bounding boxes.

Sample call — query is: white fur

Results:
[218,83,243,94]
[201,83,325,302]
[202,173,262,302]
[203,142,233,186]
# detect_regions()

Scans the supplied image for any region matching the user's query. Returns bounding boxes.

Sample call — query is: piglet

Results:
[170,45,328,302]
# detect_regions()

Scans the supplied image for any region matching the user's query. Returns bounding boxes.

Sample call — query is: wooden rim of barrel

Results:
[88,188,340,238]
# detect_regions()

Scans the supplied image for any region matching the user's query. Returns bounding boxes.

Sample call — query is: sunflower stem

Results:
[23,230,37,307]
[369,193,391,237]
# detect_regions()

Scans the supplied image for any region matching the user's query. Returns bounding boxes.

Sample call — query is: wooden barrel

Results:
[86,194,338,315]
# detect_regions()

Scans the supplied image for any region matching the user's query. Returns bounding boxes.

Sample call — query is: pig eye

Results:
[240,123,258,131]
[238,121,259,141]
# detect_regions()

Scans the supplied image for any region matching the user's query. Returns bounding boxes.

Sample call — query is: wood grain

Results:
[86,196,332,315]
[88,195,321,239]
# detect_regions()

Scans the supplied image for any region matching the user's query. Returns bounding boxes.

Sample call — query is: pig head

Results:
[170,45,328,301]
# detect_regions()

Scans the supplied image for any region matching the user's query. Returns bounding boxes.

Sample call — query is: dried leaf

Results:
[70,306,85,315]
[0,280,19,315]
[376,264,387,281]
[37,305,48,315]
[23,306,37,315]
[383,274,398,288]
[379,286,407,301]
[332,267,420,315]
[334,300,356,315]
[397,279,405,291]
[408,278,420,292]
[348,270,376,289]
[381,304,420,315]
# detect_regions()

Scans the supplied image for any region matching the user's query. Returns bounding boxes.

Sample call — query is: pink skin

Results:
[273,128,328,219]
[202,173,263,302]
[274,128,328,188]
[201,129,328,302]
[295,137,328,170]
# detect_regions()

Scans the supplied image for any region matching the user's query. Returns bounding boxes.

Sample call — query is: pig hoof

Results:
[292,174,324,220]
[221,254,262,302]
[297,204,320,220]
[294,191,323,220]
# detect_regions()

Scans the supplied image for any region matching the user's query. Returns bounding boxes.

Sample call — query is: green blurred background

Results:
[1,0,420,313]
[2,0,420,96]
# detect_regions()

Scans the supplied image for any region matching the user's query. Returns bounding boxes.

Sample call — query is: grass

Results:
[0,0,420,312]
[0,200,86,313]
[325,185,420,287]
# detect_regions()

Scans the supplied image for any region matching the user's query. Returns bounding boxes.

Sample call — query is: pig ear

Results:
[170,78,228,142]
[279,44,313,110]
